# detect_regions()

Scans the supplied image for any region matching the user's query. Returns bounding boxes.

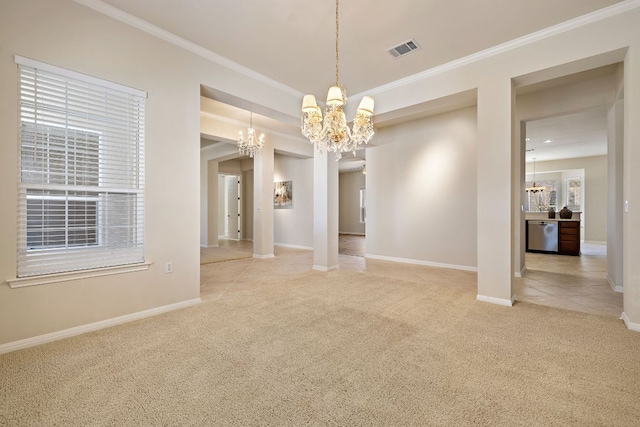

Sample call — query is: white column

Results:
[253,143,275,258]
[513,121,526,278]
[623,48,640,330]
[607,99,624,292]
[313,149,339,271]
[476,77,514,306]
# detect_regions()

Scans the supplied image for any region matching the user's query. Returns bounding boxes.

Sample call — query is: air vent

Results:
[388,39,420,58]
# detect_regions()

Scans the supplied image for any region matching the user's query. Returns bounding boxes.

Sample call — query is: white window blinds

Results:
[16,56,146,277]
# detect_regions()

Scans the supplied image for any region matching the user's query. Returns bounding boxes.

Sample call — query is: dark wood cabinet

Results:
[558,221,580,256]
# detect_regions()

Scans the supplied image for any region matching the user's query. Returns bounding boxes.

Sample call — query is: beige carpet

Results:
[2,268,640,426]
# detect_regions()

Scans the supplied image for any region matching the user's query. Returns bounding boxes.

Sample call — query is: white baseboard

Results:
[476,294,515,307]
[312,264,339,272]
[583,240,606,245]
[339,232,365,236]
[0,298,201,355]
[274,243,313,251]
[365,254,477,272]
[622,312,640,332]
[606,274,624,293]
[253,254,275,259]
[200,244,219,248]
[515,265,527,278]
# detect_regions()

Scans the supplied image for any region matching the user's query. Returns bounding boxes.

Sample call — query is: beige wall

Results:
[367,107,478,269]
[529,156,607,242]
[0,0,300,345]
[273,154,314,248]
[339,171,366,235]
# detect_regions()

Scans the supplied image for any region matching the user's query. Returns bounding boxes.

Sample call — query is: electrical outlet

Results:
[165,262,173,273]
[625,200,629,213]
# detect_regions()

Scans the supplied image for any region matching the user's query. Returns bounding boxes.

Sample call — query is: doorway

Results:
[516,108,622,318]
[338,166,366,257]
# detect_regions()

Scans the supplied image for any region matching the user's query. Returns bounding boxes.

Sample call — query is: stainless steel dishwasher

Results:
[527,220,558,252]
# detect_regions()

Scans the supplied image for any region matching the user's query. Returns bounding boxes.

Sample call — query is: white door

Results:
[226,176,240,240]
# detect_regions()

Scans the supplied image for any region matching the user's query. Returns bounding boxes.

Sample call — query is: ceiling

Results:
[525,107,609,163]
[98,0,622,98]
[91,0,623,168]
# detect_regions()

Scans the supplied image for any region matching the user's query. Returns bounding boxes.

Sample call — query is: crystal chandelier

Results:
[525,157,545,193]
[301,0,375,160]
[237,111,265,158]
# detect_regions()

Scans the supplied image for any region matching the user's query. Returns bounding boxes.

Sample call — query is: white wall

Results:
[273,154,314,248]
[529,156,607,242]
[339,171,366,235]
[367,107,478,269]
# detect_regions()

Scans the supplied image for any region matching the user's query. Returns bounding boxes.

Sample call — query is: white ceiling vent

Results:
[388,39,420,58]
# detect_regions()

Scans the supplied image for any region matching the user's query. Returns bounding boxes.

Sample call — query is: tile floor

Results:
[200,238,623,318]
[338,234,365,257]
[515,242,623,318]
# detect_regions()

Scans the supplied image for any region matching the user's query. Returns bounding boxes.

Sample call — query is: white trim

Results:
[621,312,640,332]
[338,232,366,236]
[476,295,515,307]
[15,55,147,98]
[351,0,640,100]
[200,244,219,248]
[313,265,340,272]
[0,298,201,355]
[515,265,527,278]
[73,0,302,98]
[583,240,607,245]
[365,254,477,272]
[253,254,275,259]
[7,262,152,289]
[606,274,624,293]
[274,243,313,251]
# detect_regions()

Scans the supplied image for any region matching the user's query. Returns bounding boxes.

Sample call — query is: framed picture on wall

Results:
[274,181,293,208]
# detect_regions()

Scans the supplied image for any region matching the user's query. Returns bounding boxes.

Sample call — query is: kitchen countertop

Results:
[525,211,581,221]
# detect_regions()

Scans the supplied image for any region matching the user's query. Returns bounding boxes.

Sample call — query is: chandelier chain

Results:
[335,0,339,85]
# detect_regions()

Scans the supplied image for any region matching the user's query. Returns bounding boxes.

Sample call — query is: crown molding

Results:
[352,0,640,100]
[73,0,304,98]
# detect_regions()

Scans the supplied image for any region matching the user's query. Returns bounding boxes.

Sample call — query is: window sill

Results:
[6,262,152,289]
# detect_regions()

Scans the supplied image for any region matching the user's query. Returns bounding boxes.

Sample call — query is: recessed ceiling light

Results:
[544,139,552,144]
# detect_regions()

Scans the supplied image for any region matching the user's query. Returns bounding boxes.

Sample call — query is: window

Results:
[566,178,581,211]
[524,179,557,212]
[17,56,146,277]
